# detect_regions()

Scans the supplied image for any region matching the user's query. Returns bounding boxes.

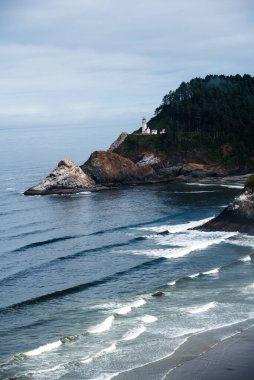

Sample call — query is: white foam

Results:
[202,268,220,275]
[168,280,176,286]
[221,185,244,189]
[90,373,119,380]
[88,315,114,334]
[187,302,217,314]
[141,217,213,234]
[25,340,62,357]
[28,364,63,375]
[81,343,117,364]
[188,272,200,279]
[140,315,158,323]
[129,298,146,308]
[122,325,146,341]
[240,256,252,262]
[114,306,132,315]
[131,233,235,259]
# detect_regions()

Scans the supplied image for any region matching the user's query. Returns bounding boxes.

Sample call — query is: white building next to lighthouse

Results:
[141,118,150,134]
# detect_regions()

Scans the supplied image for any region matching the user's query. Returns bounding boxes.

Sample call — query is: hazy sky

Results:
[0,0,254,132]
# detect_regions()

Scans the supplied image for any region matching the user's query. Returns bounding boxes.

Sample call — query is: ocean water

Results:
[1,125,254,380]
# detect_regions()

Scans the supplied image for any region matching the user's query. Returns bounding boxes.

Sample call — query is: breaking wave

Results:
[186,302,217,314]
[122,325,146,341]
[88,315,115,334]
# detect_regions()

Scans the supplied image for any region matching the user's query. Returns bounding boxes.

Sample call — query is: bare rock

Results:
[196,175,254,234]
[24,159,96,195]
[137,153,161,167]
[108,132,128,152]
[152,291,164,297]
[81,151,155,185]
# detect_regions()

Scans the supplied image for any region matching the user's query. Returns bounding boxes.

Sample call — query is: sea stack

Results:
[197,175,254,234]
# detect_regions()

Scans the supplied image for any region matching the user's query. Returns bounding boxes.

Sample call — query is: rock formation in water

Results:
[24,159,96,195]
[24,151,156,195]
[81,151,155,185]
[196,175,254,234]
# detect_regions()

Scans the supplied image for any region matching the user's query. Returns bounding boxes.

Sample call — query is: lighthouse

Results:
[141,118,150,134]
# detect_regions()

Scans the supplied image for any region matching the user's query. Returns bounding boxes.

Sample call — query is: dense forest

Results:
[118,75,254,168]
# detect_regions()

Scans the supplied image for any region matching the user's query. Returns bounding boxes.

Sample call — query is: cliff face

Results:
[197,177,254,234]
[24,159,96,195]
[81,151,155,185]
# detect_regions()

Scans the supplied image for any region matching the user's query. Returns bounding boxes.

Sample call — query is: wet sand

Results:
[112,326,254,380]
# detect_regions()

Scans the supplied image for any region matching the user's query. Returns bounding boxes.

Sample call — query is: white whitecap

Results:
[187,302,217,314]
[114,306,132,316]
[168,280,176,286]
[240,256,252,262]
[28,364,63,375]
[188,272,200,279]
[25,340,62,357]
[81,343,116,364]
[140,315,158,323]
[129,298,146,308]
[202,268,220,275]
[122,325,146,341]
[221,185,244,189]
[88,315,114,334]
[140,217,213,234]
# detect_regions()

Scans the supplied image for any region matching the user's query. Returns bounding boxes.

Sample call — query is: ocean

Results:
[1,125,254,380]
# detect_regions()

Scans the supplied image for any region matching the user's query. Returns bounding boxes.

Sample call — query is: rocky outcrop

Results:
[137,153,161,167]
[24,159,96,195]
[81,151,155,185]
[196,175,254,234]
[108,132,128,152]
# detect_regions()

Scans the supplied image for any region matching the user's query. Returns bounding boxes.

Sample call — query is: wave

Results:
[88,316,114,334]
[221,184,244,189]
[140,315,157,323]
[240,256,252,262]
[176,190,218,194]
[140,217,213,234]
[81,343,116,363]
[113,298,146,316]
[122,325,146,341]
[168,280,176,286]
[26,364,63,375]
[202,267,220,275]
[0,259,162,312]
[129,298,147,308]
[188,272,200,279]
[130,233,235,259]
[114,306,132,315]
[88,212,189,236]
[25,340,62,357]
[186,302,217,314]
[12,235,78,253]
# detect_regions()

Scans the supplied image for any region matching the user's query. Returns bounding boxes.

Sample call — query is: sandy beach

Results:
[112,325,254,380]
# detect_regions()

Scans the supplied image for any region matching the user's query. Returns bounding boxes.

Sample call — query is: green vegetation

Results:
[118,74,254,167]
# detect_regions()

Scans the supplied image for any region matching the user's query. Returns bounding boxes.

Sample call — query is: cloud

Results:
[0,0,253,128]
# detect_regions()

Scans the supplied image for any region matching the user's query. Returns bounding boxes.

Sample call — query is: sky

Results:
[0,0,254,134]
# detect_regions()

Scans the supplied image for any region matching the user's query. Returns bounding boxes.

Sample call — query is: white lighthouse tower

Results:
[141,118,150,134]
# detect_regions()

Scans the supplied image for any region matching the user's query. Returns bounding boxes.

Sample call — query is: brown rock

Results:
[81,151,155,185]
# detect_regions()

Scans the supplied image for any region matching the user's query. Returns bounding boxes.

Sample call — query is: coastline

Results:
[112,319,254,380]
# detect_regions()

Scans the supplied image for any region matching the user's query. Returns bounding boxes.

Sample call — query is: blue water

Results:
[1,125,254,380]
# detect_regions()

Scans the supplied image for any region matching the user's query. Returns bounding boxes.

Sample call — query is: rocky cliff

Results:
[81,151,155,185]
[196,175,254,234]
[24,151,156,195]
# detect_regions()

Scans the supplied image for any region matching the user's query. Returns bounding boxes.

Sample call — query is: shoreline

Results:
[112,319,254,380]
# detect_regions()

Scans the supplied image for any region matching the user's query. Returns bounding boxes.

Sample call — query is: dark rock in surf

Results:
[196,175,254,234]
[152,291,164,297]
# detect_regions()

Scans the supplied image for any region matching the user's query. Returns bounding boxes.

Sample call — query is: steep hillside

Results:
[115,74,254,171]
